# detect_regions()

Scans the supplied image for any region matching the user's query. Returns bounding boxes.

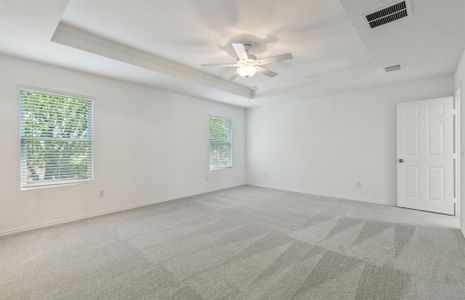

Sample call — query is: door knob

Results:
[398,158,404,163]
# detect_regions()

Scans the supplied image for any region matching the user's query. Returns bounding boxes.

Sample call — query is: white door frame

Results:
[455,88,461,217]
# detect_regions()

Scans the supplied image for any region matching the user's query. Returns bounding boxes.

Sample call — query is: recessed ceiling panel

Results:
[62,0,372,92]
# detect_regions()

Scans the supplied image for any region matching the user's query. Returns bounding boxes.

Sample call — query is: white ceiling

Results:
[62,0,371,91]
[0,0,464,107]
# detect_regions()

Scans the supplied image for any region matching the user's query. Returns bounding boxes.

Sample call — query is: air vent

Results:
[384,64,401,72]
[366,1,409,28]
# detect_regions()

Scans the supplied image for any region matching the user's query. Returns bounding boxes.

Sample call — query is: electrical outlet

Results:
[99,190,106,198]
[356,181,362,188]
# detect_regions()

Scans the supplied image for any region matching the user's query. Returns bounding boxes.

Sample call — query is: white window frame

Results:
[209,115,233,171]
[19,86,95,189]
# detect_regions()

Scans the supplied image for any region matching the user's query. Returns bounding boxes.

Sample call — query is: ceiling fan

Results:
[201,43,293,79]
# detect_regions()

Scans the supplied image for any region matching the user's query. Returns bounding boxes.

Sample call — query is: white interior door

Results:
[397,97,456,215]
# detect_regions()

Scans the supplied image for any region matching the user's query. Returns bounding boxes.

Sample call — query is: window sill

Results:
[21,179,94,191]
[209,166,232,171]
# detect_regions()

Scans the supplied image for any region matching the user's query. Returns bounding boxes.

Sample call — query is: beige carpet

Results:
[1,186,464,299]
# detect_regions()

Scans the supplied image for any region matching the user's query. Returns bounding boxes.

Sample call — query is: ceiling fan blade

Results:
[201,63,239,67]
[257,53,293,65]
[231,43,248,60]
[257,66,278,77]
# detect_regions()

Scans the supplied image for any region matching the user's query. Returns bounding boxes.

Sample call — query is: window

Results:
[209,116,232,170]
[20,89,94,188]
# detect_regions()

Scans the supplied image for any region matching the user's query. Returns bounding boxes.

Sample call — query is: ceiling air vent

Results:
[384,64,401,72]
[366,1,409,28]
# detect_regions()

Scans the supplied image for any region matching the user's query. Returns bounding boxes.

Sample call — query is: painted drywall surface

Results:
[0,54,246,234]
[454,50,465,237]
[247,77,454,206]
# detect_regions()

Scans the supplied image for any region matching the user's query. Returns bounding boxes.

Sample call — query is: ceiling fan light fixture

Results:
[237,65,256,78]
[201,42,293,79]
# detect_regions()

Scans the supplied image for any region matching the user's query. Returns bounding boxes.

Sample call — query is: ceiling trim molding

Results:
[51,22,253,99]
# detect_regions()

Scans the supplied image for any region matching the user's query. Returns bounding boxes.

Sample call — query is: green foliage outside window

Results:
[20,90,93,188]
[209,116,232,170]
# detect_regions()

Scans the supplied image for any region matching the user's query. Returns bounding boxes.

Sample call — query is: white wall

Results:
[455,50,465,237]
[0,52,459,236]
[247,77,454,205]
[0,54,246,235]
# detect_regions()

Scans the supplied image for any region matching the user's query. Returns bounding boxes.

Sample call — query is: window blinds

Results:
[20,89,94,188]
[209,116,232,170]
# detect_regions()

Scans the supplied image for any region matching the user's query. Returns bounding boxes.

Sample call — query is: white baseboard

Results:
[0,184,245,237]
[247,183,393,206]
